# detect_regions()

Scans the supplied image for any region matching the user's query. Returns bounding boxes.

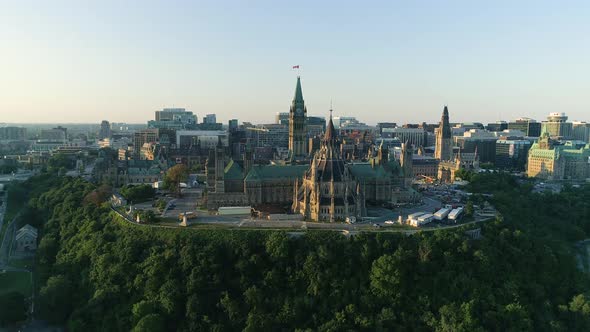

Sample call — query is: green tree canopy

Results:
[163,164,188,196]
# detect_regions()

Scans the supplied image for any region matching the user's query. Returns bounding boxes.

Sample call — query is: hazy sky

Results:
[1,0,589,125]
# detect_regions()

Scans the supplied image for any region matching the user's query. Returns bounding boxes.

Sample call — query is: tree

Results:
[190,162,203,173]
[134,210,159,223]
[163,164,188,197]
[120,184,155,203]
[465,201,474,217]
[21,174,590,331]
[39,275,73,323]
[83,184,112,206]
[0,164,17,174]
[0,291,27,324]
[433,301,484,332]
[454,169,474,182]
[132,314,166,332]
[47,153,74,173]
[132,300,160,323]
[154,199,167,212]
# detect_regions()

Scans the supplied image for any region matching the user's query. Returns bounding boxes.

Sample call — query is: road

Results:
[0,190,12,266]
[0,218,16,266]
[113,206,493,234]
[0,189,35,320]
[0,170,35,183]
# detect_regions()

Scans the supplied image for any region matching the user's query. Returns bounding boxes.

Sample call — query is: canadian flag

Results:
[292,65,300,69]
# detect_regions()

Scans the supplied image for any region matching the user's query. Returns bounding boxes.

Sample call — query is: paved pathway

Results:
[112,205,493,234]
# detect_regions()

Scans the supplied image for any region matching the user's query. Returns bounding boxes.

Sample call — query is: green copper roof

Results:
[128,167,162,175]
[529,142,590,160]
[294,76,304,103]
[349,163,390,179]
[245,165,308,182]
[224,160,244,181]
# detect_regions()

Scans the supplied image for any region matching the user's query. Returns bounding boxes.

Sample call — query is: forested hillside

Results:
[21,174,590,331]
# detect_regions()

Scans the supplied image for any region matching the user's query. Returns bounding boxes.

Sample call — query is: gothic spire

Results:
[294,76,304,103]
[324,109,337,142]
[440,105,452,139]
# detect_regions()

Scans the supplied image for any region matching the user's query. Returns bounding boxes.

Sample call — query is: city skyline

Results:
[2,1,590,124]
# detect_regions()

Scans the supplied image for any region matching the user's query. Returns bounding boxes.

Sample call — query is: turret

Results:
[330,178,335,222]
[244,144,253,176]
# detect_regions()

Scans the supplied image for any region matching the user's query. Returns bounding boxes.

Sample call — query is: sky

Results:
[1,0,589,125]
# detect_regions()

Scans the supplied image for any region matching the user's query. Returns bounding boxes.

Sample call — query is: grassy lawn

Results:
[1,184,27,247]
[3,183,26,223]
[0,271,32,297]
[8,257,34,270]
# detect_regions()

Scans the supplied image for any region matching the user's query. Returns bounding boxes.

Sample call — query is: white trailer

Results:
[218,206,252,216]
[417,213,434,226]
[434,208,451,221]
[448,207,464,221]
[407,212,426,222]
[407,212,427,227]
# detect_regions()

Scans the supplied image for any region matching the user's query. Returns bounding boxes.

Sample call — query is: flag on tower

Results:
[292,65,300,69]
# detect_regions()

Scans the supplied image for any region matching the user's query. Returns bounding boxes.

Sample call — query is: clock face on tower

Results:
[296,108,303,116]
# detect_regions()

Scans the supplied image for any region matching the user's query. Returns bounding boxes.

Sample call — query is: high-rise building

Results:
[150,108,197,130]
[333,116,358,128]
[155,108,197,123]
[495,139,532,170]
[175,130,228,150]
[0,127,26,140]
[508,118,541,137]
[288,76,307,159]
[456,122,485,131]
[435,106,452,161]
[228,119,239,132]
[41,127,67,142]
[486,121,508,132]
[99,120,111,140]
[204,114,217,124]
[276,112,290,125]
[133,129,159,157]
[246,124,289,148]
[382,127,427,148]
[307,116,326,137]
[572,121,590,143]
[541,112,573,139]
[377,122,397,134]
[454,129,498,164]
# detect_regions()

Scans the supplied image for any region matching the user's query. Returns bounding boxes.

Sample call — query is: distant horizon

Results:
[2,1,589,124]
[0,105,589,127]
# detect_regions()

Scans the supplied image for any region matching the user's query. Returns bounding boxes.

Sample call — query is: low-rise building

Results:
[16,224,38,252]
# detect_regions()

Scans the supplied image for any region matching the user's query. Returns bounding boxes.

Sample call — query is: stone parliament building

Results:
[205,77,419,221]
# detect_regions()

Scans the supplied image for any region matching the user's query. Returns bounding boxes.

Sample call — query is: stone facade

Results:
[527,133,590,180]
[293,115,365,221]
[288,76,308,159]
[435,106,453,161]
[438,150,480,183]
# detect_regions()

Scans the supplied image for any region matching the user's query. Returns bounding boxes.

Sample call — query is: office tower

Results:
[99,120,111,139]
[541,112,573,139]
